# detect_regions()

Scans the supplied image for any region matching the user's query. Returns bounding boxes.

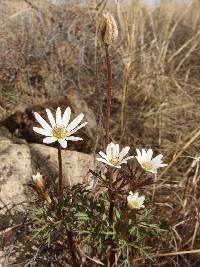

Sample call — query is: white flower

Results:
[127,191,145,210]
[135,148,167,173]
[33,107,88,148]
[96,142,134,168]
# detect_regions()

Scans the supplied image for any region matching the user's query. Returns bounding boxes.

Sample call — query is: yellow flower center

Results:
[110,158,119,166]
[52,126,69,139]
[128,199,140,210]
[142,161,153,172]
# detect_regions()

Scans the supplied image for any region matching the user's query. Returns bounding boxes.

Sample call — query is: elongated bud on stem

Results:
[99,12,118,46]
[43,191,52,205]
[32,172,45,191]
[32,173,52,205]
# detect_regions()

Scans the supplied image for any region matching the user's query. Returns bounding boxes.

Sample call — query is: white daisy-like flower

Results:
[127,191,145,210]
[96,142,134,168]
[33,107,88,148]
[135,148,167,173]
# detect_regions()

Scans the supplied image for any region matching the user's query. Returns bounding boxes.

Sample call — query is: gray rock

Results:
[30,144,95,187]
[0,139,95,214]
[0,140,32,213]
[0,137,12,154]
[0,126,12,139]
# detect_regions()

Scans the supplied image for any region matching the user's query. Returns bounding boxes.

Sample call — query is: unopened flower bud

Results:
[99,12,118,46]
[43,191,52,205]
[32,172,45,191]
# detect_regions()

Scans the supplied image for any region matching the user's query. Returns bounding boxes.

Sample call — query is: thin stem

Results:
[107,168,115,266]
[109,197,114,226]
[58,144,63,202]
[105,45,112,146]
[104,45,114,265]
[107,168,114,226]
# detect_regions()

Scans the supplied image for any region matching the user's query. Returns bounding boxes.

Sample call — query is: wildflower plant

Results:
[28,12,167,267]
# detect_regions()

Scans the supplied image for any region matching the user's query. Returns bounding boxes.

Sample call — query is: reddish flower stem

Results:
[104,44,115,266]
[105,45,112,146]
[58,145,79,265]
[58,144,63,203]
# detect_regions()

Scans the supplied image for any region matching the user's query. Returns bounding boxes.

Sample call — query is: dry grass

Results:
[0,0,200,266]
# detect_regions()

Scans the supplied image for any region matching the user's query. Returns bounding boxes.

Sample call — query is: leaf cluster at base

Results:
[29,184,164,266]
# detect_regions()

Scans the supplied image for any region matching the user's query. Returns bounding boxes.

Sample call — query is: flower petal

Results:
[136,149,142,159]
[159,163,168,167]
[106,143,112,160]
[62,107,71,127]
[146,149,153,161]
[152,154,163,163]
[69,122,88,135]
[66,136,83,141]
[132,191,139,199]
[119,159,128,164]
[110,143,116,159]
[46,109,56,128]
[152,161,167,169]
[123,156,134,161]
[34,112,52,131]
[151,156,163,168]
[99,151,109,161]
[119,146,130,161]
[113,144,119,158]
[135,155,142,165]
[33,127,52,136]
[96,158,109,164]
[67,113,84,132]
[114,165,121,169]
[141,149,147,161]
[58,139,68,148]
[56,107,62,126]
[139,195,145,203]
[107,161,121,168]
[43,136,57,144]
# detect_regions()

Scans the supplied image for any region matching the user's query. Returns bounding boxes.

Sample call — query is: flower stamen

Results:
[52,126,69,139]
[110,158,119,166]
[142,161,153,172]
